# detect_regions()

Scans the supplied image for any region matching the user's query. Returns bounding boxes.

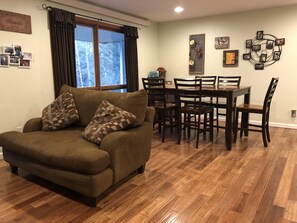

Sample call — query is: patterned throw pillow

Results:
[82,100,136,144]
[42,90,79,131]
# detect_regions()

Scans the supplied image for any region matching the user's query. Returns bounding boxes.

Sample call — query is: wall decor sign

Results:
[189,34,205,74]
[243,30,285,70]
[215,36,230,49]
[0,10,32,34]
[223,50,239,67]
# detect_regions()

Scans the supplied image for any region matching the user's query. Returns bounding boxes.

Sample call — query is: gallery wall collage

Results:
[189,31,285,74]
[0,45,32,69]
[0,10,33,69]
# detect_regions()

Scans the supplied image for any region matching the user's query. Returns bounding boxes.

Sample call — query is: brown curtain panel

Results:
[123,25,139,92]
[49,8,76,98]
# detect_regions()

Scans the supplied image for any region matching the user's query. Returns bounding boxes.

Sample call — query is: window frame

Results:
[75,17,126,91]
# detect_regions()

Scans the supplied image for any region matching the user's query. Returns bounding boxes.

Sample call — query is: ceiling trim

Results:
[47,0,151,27]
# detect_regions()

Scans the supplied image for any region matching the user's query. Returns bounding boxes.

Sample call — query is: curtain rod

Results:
[41,4,140,29]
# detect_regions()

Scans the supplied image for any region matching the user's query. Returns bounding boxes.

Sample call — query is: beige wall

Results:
[0,0,54,133]
[0,0,297,134]
[158,6,297,127]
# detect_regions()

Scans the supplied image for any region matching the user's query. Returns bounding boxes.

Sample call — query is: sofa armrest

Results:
[144,106,155,123]
[100,120,154,183]
[23,118,42,133]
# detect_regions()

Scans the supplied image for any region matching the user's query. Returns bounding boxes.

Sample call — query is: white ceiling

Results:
[76,0,297,23]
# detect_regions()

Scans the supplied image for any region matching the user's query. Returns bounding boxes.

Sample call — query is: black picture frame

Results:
[243,53,251,60]
[275,38,285,46]
[255,63,264,70]
[223,50,239,67]
[246,39,252,48]
[260,54,267,63]
[273,51,281,60]
[252,45,261,51]
[266,40,274,49]
[256,31,264,40]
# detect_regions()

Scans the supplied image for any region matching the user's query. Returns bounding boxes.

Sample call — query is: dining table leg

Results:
[241,90,251,136]
[225,94,233,150]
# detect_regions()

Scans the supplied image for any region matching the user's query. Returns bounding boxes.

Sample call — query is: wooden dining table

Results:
[165,84,251,150]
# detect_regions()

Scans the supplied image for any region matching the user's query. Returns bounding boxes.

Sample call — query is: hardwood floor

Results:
[0,127,297,222]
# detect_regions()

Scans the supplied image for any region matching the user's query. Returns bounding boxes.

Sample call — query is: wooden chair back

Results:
[142,78,166,108]
[195,75,217,86]
[263,77,279,117]
[218,76,241,87]
[174,78,203,111]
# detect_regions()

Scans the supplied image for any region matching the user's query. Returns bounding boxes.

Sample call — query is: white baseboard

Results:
[249,120,297,129]
[218,117,297,129]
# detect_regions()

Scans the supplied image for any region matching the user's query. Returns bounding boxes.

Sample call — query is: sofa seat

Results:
[0,128,110,175]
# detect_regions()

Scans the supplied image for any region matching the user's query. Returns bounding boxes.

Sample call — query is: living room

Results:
[1,0,297,222]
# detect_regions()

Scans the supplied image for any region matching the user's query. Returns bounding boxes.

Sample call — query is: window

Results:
[75,18,126,92]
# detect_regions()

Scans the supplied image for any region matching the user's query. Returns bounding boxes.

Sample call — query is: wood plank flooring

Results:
[0,127,297,222]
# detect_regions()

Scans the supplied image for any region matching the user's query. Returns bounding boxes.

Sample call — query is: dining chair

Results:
[233,77,279,147]
[216,76,241,131]
[174,78,214,148]
[195,75,217,105]
[142,78,177,142]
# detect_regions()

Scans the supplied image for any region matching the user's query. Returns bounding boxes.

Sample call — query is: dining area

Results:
[142,76,279,150]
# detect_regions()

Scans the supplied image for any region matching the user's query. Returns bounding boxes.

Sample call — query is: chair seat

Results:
[181,105,213,114]
[236,103,263,113]
[153,102,176,110]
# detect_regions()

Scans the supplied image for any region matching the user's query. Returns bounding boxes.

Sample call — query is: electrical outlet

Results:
[292,110,296,118]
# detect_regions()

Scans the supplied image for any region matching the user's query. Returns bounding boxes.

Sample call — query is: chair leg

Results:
[170,110,173,134]
[210,112,214,142]
[158,112,162,134]
[177,113,181,144]
[233,110,239,143]
[162,120,165,143]
[195,115,201,148]
[216,107,219,132]
[262,125,268,147]
[240,112,244,138]
[266,124,271,142]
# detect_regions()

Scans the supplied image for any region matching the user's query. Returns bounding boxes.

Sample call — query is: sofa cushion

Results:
[42,90,79,131]
[82,100,136,144]
[59,85,147,127]
[0,128,110,175]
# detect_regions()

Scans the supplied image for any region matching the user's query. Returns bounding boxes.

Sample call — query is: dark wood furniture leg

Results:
[241,90,251,136]
[137,164,146,174]
[225,94,233,150]
[10,164,18,175]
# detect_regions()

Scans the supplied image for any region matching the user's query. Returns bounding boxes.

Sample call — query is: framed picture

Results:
[256,31,264,40]
[215,36,229,49]
[189,34,205,74]
[246,39,252,48]
[0,54,9,67]
[255,63,264,70]
[273,51,281,60]
[275,38,285,46]
[9,56,20,65]
[14,45,22,57]
[266,40,274,49]
[260,54,267,63]
[19,59,31,68]
[3,45,14,55]
[22,52,33,60]
[252,45,261,51]
[223,50,239,67]
[243,53,251,60]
